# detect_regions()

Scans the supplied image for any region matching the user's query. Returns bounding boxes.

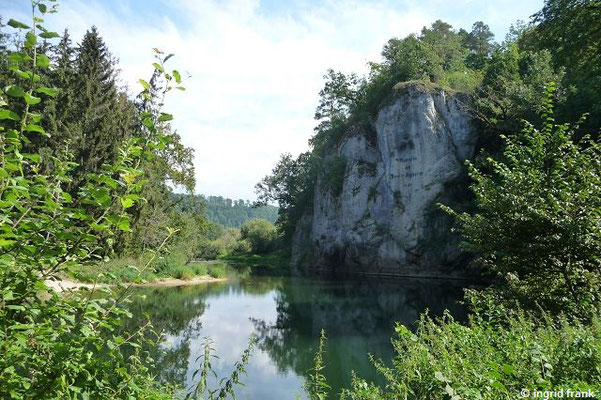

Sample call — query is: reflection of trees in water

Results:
[122,278,285,387]
[122,284,219,385]
[251,277,468,396]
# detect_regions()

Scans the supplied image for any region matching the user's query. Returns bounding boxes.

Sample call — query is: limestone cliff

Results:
[291,81,478,277]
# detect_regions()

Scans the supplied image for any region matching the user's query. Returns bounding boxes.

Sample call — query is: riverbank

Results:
[46,275,226,292]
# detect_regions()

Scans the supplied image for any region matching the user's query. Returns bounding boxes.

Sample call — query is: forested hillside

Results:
[201,195,278,227]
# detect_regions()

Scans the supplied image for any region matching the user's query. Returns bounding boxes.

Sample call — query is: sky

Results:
[2,0,544,200]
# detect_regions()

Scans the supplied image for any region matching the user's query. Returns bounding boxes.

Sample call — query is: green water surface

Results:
[124,275,468,399]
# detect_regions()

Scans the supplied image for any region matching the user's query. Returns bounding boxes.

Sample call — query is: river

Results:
[123,275,468,399]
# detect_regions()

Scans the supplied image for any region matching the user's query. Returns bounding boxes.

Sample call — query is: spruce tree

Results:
[71,26,133,184]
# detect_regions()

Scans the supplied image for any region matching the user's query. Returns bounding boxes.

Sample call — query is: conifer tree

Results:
[71,26,134,185]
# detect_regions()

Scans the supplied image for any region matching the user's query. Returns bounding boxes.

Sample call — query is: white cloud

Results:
[2,0,543,199]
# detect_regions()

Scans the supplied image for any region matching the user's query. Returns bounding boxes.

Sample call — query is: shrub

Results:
[0,5,182,398]
[442,86,601,317]
[326,155,347,196]
[174,266,195,280]
[208,264,227,278]
[196,239,226,260]
[232,238,252,254]
[192,263,208,276]
[240,218,278,254]
[340,309,601,400]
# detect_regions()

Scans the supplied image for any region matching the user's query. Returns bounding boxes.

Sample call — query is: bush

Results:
[340,308,601,400]
[442,87,601,317]
[208,264,227,278]
[240,218,278,254]
[326,155,347,196]
[196,239,226,260]
[0,6,178,397]
[192,263,208,276]
[174,266,195,280]
[232,238,252,254]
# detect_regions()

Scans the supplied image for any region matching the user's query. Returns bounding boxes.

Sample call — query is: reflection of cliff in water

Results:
[252,276,467,396]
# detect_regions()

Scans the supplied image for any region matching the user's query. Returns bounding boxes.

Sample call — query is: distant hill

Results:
[201,195,278,228]
[201,195,278,227]
[169,193,278,227]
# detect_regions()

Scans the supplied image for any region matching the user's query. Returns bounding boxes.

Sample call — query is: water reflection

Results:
[125,276,467,399]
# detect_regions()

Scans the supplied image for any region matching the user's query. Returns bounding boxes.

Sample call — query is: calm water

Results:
[124,276,468,399]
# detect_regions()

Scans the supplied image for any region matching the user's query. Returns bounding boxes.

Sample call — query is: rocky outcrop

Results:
[292,81,478,277]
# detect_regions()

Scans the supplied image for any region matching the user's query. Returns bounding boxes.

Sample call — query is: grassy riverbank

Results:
[67,250,290,284]
[69,258,229,284]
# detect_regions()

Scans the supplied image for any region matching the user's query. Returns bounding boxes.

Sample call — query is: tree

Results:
[70,27,135,185]
[240,218,278,254]
[529,0,601,133]
[442,87,601,317]
[0,3,178,396]
[460,21,496,69]
[255,152,318,239]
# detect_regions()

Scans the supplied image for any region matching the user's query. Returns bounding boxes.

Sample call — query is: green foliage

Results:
[340,308,601,400]
[196,194,279,227]
[326,155,347,196]
[255,151,319,239]
[529,0,601,132]
[71,256,158,283]
[0,3,183,398]
[472,42,563,146]
[187,336,256,400]
[208,263,227,279]
[442,87,601,317]
[305,329,331,400]
[240,218,278,254]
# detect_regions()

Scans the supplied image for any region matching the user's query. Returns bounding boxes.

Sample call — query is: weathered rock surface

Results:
[291,81,478,277]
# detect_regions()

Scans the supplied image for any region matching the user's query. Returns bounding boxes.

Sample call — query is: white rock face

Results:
[292,82,478,277]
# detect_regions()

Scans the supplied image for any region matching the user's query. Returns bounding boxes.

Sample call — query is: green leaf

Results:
[491,381,507,392]
[120,194,139,209]
[38,3,47,13]
[158,113,173,122]
[61,191,72,203]
[152,62,163,72]
[118,219,131,232]
[39,31,60,39]
[7,52,30,63]
[120,197,134,209]
[7,19,30,29]
[173,70,181,83]
[23,153,40,162]
[0,109,20,121]
[9,67,32,80]
[139,79,150,90]
[36,87,58,97]
[25,32,37,48]
[0,239,15,248]
[434,371,450,383]
[28,113,42,122]
[501,364,515,375]
[176,86,186,91]
[24,94,41,105]
[36,54,50,68]
[24,124,46,135]
[6,85,25,98]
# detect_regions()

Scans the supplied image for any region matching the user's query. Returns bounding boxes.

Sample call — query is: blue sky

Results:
[2,0,544,200]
